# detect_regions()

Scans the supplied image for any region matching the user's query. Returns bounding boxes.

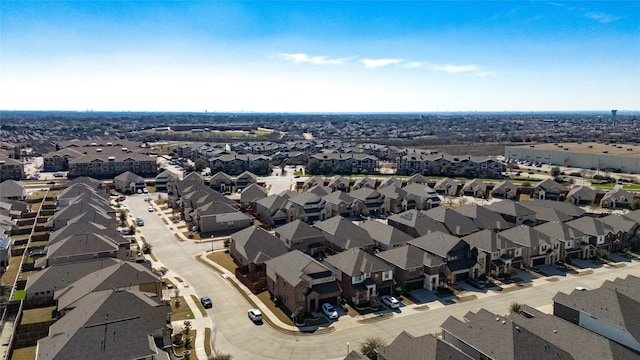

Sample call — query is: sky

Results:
[1,1,638,113]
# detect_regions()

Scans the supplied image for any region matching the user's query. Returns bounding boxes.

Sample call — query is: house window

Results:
[553,243,559,250]
[382,270,392,281]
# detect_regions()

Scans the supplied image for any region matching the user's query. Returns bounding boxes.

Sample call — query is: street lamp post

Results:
[347,342,350,355]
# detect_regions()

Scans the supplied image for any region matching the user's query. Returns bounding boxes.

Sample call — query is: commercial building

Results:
[505,142,640,174]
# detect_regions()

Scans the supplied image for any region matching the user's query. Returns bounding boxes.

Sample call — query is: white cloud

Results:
[427,64,480,73]
[403,61,423,69]
[361,58,403,69]
[277,53,350,65]
[584,12,620,24]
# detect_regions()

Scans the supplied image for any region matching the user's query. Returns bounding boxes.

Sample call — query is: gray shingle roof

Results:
[314,216,374,250]
[231,226,288,264]
[376,245,445,270]
[359,220,412,248]
[408,231,465,259]
[275,219,324,242]
[422,207,479,236]
[324,248,393,277]
[524,299,639,360]
[376,331,472,360]
[265,250,334,288]
[37,289,169,360]
[25,258,120,296]
[454,203,511,231]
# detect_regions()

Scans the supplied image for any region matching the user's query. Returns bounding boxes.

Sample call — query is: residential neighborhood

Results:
[0,131,639,360]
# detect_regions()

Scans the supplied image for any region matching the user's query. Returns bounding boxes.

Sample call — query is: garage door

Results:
[455,272,469,281]
[532,257,546,266]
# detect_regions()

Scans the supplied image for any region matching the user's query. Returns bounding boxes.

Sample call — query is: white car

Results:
[248,309,262,322]
[147,206,154,212]
[321,303,338,319]
[381,295,400,309]
[575,286,588,291]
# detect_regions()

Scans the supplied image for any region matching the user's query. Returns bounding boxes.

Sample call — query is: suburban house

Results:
[461,179,488,198]
[376,331,472,360]
[235,171,259,189]
[378,185,405,214]
[274,219,326,257]
[533,221,588,261]
[387,209,449,238]
[313,216,375,253]
[601,188,634,209]
[453,203,511,232]
[230,226,288,292]
[490,180,518,200]
[564,216,617,255]
[36,289,171,360]
[497,225,558,267]
[25,258,122,302]
[154,170,177,193]
[230,226,288,268]
[327,176,351,192]
[401,183,442,210]
[256,192,293,226]
[0,180,26,201]
[322,191,359,218]
[323,248,394,305]
[441,306,637,360]
[421,206,480,236]
[566,185,597,206]
[191,201,253,235]
[408,232,480,283]
[352,176,377,190]
[349,187,386,216]
[0,156,24,182]
[265,250,342,314]
[533,178,563,200]
[462,229,523,278]
[359,220,413,251]
[553,275,640,354]
[434,178,460,197]
[239,183,268,208]
[375,245,445,291]
[113,171,145,194]
[209,171,234,193]
[285,192,326,223]
[45,231,131,266]
[485,199,536,226]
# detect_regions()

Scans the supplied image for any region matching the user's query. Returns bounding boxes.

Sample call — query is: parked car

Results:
[248,308,263,322]
[142,188,149,193]
[575,286,588,291]
[136,217,144,226]
[200,296,212,308]
[147,206,154,212]
[118,195,126,202]
[321,303,338,319]
[381,295,400,309]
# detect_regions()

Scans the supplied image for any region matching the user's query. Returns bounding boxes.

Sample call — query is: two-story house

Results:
[323,248,394,305]
[265,250,342,314]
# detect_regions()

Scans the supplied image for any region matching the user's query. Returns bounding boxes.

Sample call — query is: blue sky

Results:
[1,1,638,112]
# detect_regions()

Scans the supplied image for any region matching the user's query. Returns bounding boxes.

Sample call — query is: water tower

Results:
[612,109,617,124]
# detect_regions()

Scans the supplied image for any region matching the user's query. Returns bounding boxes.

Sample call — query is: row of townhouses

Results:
[2,177,172,359]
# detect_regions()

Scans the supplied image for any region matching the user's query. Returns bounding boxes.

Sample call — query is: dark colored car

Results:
[200,296,212,309]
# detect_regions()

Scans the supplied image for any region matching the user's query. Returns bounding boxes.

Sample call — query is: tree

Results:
[551,166,561,177]
[360,337,386,360]
[194,158,208,172]
[119,210,127,226]
[509,301,522,314]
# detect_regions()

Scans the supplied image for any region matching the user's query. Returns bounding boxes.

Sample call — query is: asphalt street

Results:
[127,193,640,360]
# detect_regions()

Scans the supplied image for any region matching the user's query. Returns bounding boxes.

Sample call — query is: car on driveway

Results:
[200,296,212,308]
[248,308,263,322]
[321,303,338,319]
[118,195,126,202]
[575,286,588,291]
[381,295,400,309]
